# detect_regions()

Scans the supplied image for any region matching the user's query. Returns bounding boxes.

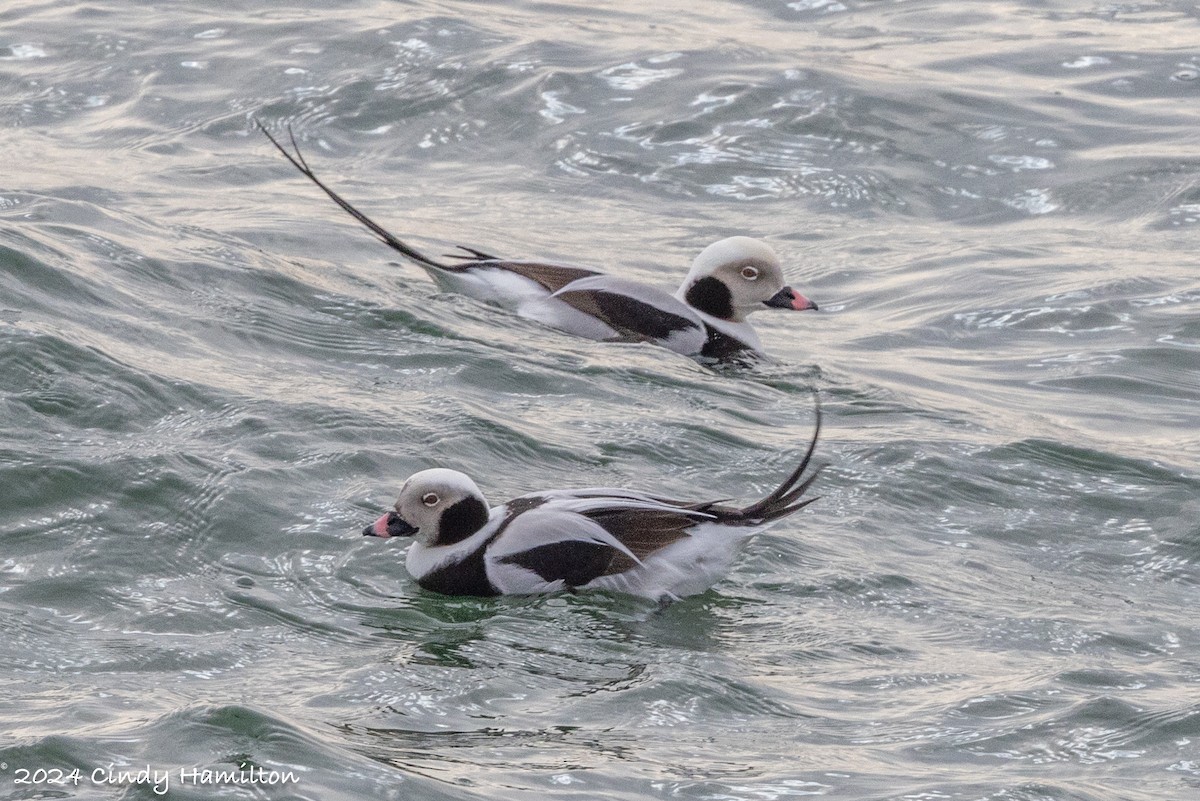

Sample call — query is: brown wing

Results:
[482,261,600,293]
[585,508,698,575]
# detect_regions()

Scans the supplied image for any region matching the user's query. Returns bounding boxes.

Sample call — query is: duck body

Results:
[362,409,823,601]
[259,123,818,360]
[393,488,765,599]
[427,262,711,353]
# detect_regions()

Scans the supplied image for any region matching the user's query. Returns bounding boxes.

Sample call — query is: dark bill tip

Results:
[362,511,417,538]
[765,286,818,311]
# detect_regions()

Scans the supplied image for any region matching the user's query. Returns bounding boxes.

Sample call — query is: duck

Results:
[360,406,822,600]
[258,122,818,360]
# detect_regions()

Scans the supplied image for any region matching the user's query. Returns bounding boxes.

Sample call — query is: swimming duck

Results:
[259,123,818,360]
[361,406,822,600]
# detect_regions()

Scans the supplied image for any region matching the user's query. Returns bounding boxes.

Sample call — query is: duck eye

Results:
[740,266,760,281]
[422,493,440,507]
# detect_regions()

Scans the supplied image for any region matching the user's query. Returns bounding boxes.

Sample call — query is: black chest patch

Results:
[700,324,752,360]
[418,543,501,597]
[684,276,734,320]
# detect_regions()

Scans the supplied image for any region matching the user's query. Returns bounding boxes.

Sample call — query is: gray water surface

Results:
[2,1,1199,799]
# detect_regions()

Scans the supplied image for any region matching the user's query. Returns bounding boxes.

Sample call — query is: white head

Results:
[676,236,817,323]
[362,468,491,547]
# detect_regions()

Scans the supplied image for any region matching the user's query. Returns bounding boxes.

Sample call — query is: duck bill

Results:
[362,511,417,538]
[765,286,818,311]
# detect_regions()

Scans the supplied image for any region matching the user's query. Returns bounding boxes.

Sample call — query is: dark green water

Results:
[2,1,1198,799]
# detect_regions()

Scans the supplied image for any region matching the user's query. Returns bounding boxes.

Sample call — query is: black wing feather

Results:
[553,288,698,341]
[499,540,615,588]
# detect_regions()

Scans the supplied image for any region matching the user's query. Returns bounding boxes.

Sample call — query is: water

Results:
[2,0,1198,799]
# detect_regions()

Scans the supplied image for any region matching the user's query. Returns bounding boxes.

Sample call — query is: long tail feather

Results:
[735,395,823,525]
[256,119,452,271]
[444,245,502,261]
[757,490,822,523]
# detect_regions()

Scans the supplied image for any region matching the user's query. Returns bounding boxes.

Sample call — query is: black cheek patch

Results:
[500,540,614,588]
[436,496,490,545]
[684,276,734,320]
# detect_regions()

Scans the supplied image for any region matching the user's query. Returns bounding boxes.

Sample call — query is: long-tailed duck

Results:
[259,123,818,361]
[361,406,822,600]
